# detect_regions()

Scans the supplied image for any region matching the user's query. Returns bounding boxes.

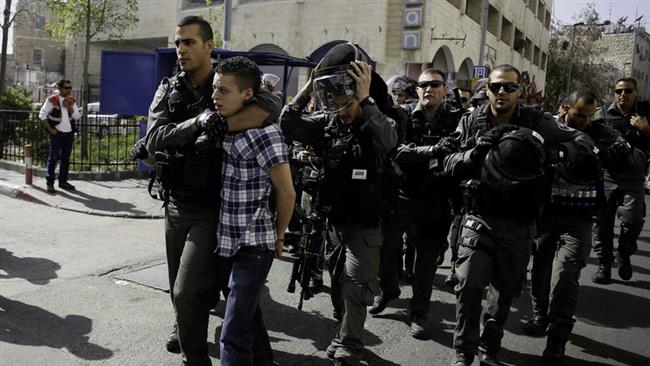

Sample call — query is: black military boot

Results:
[591,263,612,284]
[542,337,566,365]
[369,289,400,315]
[478,349,501,366]
[166,324,181,353]
[523,314,548,336]
[618,254,633,281]
[410,315,428,340]
[445,267,459,288]
[450,351,474,366]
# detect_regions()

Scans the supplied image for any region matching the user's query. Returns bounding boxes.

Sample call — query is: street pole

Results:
[565,24,577,97]
[565,20,610,97]
[478,0,489,66]
[223,0,232,50]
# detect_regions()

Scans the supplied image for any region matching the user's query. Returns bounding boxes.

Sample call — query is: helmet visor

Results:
[313,72,356,113]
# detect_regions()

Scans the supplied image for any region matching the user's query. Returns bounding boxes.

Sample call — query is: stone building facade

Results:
[226,0,552,91]
[594,27,650,100]
[12,0,64,88]
[64,0,553,103]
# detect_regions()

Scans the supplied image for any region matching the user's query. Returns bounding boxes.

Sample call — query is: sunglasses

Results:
[614,88,635,95]
[417,80,445,89]
[487,82,520,93]
[62,86,72,90]
[460,97,468,103]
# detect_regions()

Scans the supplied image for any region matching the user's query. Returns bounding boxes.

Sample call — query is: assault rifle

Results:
[286,148,330,310]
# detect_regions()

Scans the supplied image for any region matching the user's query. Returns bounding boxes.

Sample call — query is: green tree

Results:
[203,0,224,48]
[44,0,138,158]
[544,3,618,110]
[0,0,34,92]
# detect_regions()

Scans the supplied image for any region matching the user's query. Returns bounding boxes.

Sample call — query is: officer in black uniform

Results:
[387,74,418,110]
[279,43,397,366]
[524,90,607,364]
[143,16,280,366]
[369,68,460,340]
[592,77,650,284]
[444,64,592,366]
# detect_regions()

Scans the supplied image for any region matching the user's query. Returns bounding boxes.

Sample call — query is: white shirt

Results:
[39,94,81,133]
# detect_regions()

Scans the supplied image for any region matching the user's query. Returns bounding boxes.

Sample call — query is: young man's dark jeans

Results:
[46,131,74,185]
[218,246,275,366]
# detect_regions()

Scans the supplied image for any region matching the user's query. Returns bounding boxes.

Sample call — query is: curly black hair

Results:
[215,56,261,93]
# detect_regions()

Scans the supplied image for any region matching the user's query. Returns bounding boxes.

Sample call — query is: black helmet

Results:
[387,75,417,98]
[313,42,388,114]
[471,78,489,106]
[484,126,546,182]
[313,43,366,113]
[554,145,601,185]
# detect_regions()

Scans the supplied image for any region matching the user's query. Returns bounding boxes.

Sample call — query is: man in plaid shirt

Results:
[213,56,295,366]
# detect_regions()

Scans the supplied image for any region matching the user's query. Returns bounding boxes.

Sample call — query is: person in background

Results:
[39,79,81,194]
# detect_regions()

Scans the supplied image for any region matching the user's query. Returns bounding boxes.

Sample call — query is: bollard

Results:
[25,144,32,185]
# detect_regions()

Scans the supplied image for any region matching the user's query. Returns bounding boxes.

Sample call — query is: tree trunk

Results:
[80,0,91,160]
[0,0,12,93]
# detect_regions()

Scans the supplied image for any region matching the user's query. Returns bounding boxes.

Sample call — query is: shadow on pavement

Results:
[0,296,113,360]
[576,285,650,329]
[0,248,60,285]
[208,285,394,365]
[569,333,650,365]
[498,347,542,366]
[32,185,147,215]
[585,256,650,277]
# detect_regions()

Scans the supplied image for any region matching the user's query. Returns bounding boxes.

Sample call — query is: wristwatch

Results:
[359,96,375,108]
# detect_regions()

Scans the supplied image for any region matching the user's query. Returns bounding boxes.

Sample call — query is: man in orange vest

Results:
[38,79,80,193]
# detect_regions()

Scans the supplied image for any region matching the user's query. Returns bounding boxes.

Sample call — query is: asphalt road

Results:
[1,196,650,366]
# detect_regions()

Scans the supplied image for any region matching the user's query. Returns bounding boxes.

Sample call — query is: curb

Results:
[0,181,48,205]
[0,181,163,219]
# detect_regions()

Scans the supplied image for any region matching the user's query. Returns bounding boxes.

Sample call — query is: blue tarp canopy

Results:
[100,48,315,116]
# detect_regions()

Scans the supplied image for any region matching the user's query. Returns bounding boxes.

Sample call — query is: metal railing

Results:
[0,109,141,172]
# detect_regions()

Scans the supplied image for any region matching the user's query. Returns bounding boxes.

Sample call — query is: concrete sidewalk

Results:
[0,167,164,219]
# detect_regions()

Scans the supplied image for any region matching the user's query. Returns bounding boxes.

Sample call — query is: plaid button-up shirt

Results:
[216,124,289,257]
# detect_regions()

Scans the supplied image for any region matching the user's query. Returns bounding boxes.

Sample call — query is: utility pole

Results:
[565,20,611,97]
[565,23,580,97]
[223,0,231,49]
[478,0,489,66]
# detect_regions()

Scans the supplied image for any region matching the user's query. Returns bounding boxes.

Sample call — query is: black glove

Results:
[484,124,519,143]
[430,136,459,157]
[131,138,149,161]
[195,109,228,135]
[470,125,518,162]
[608,137,632,159]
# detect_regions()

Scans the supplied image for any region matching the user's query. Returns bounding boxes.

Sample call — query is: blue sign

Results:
[404,8,422,27]
[403,31,421,49]
[473,66,489,79]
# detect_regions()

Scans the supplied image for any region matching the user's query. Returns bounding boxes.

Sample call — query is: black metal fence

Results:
[0,109,142,172]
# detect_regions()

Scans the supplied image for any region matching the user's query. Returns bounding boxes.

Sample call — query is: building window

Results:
[537,3,545,23]
[32,49,43,66]
[501,17,513,46]
[466,0,482,24]
[514,28,525,54]
[534,45,541,66]
[545,9,551,29]
[525,38,533,60]
[446,0,462,10]
[528,0,537,14]
[488,5,500,36]
[541,52,547,70]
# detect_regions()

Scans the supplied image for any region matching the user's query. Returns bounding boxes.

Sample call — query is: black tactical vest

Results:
[320,118,385,226]
[163,72,222,207]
